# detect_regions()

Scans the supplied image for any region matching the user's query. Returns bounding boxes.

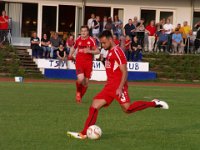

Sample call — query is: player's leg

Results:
[67,99,107,139]
[76,73,85,103]
[81,77,89,98]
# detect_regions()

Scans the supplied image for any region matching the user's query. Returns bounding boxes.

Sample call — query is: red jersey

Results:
[114,39,120,46]
[125,39,131,50]
[146,25,156,36]
[105,46,127,86]
[74,36,97,62]
[0,16,9,30]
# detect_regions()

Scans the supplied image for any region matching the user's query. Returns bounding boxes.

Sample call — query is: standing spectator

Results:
[92,16,100,39]
[180,21,191,44]
[50,32,62,58]
[65,34,75,55]
[136,18,145,48]
[41,33,51,58]
[113,15,123,38]
[156,18,165,32]
[113,34,120,46]
[30,31,43,58]
[119,34,126,51]
[105,17,113,31]
[146,20,157,52]
[131,36,142,61]
[194,23,200,53]
[100,16,108,32]
[133,16,139,28]
[157,29,169,52]
[176,23,182,31]
[163,18,174,52]
[0,10,9,43]
[124,35,131,61]
[87,13,95,36]
[57,44,67,68]
[172,28,184,54]
[124,19,135,41]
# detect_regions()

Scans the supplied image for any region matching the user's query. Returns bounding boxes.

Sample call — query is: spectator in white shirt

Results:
[87,13,95,36]
[163,18,174,35]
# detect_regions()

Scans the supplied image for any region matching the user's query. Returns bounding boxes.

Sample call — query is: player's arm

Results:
[68,46,76,59]
[84,46,100,55]
[116,64,128,97]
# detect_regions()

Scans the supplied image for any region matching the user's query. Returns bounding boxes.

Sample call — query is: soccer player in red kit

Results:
[69,25,100,103]
[67,30,169,139]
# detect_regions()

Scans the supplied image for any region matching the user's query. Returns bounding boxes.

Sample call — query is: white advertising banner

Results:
[34,59,149,72]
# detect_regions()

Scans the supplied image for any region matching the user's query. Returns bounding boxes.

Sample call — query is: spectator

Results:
[65,34,75,55]
[133,16,139,28]
[56,44,67,68]
[105,17,113,31]
[92,16,100,39]
[50,32,62,58]
[146,20,157,52]
[186,30,196,53]
[176,23,182,31]
[41,33,51,58]
[100,48,108,66]
[194,23,200,53]
[124,35,131,61]
[113,15,123,38]
[172,28,184,54]
[157,29,169,52]
[30,31,43,58]
[163,18,174,52]
[136,18,145,48]
[0,10,9,43]
[156,18,165,31]
[180,21,191,44]
[131,36,142,61]
[87,13,95,36]
[100,16,108,32]
[113,34,120,46]
[124,19,135,41]
[119,34,126,51]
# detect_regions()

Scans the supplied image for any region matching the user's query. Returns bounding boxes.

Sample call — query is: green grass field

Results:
[0,81,200,150]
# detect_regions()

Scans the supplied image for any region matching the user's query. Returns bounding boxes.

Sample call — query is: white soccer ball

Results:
[87,125,102,140]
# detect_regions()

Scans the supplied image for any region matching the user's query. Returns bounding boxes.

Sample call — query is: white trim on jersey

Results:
[113,46,125,65]
[89,36,96,46]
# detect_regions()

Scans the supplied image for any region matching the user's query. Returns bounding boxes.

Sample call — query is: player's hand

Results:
[68,55,74,60]
[116,87,123,98]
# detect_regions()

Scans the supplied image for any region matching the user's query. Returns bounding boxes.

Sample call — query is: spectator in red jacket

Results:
[146,20,157,52]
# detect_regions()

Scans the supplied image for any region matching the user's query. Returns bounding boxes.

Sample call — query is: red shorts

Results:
[94,83,130,106]
[75,60,92,78]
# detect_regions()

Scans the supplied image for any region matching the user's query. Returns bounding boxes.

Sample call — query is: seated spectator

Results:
[131,36,142,61]
[124,35,131,61]
[30,31,43,58]
[157,29,169,52]
[65,34,75,55]
[41,33,51,58]
[100,48,108,66]
[56,44,67,68]
[172,28,184,54]
[194,23,200,53]
[113,34,120,46]
[50,32,62,58]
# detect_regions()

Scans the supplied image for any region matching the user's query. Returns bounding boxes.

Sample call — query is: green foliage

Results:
[0,45,25,77]
[144,53,200,81]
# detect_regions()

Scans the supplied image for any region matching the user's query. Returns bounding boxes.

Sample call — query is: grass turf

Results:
[0,82,199,150]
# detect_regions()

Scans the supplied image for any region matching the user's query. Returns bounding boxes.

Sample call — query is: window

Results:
[141,9,156,26]
[42,6,57,36]
[193,12,200,31]
[21,3,38,37]
[113,8,124,22]
[59,5,75,33]
[0,1,5,12]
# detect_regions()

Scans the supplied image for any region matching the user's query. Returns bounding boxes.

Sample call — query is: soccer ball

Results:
[87,125,102,140]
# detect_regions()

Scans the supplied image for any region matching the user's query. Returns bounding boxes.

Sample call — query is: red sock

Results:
[127,101,156,113]
[76,81,82,93]
[81,106,98,135]
[81,86,88,98]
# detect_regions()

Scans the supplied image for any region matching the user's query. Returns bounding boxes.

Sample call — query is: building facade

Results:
[0,0,200,46]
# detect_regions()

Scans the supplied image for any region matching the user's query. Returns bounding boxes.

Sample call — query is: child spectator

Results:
[124,35,131,61]
[57,44,67,68]
[41,33,51,58]
[65,34,75,55]
[113,34,120,46]
[131,36,142,61]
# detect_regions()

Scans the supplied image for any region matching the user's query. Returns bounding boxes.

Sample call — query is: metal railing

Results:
[0,29,12,45]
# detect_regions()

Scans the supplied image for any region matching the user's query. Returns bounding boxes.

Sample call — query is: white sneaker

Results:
[67,131,87,140]
[152,99,169,109]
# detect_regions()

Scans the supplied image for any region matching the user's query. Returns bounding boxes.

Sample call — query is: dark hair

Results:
[99,30,113,39]
[80,25,89,31]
